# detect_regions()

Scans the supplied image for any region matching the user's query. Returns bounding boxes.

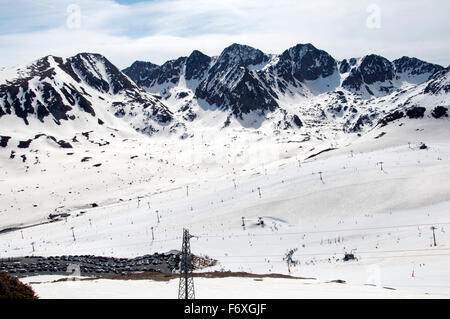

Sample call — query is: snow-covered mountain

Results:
[123,43,448,135]
[341,54,443,97]
[0,43,447,144]
[0,53,176,140]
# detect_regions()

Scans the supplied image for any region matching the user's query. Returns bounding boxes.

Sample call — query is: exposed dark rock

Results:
[424,67,450,94]
[57,140,72,148]
[374,132,386,139]
[342,55,397,95]
[182,110,197,122]
[351,115,372,132]
[194,44,279,117]
[0,136,11,148]
[176,92,189,99]
[0,82,35,125]
[196,65,278,117]
[46,136,57,143]
[329,105,342,113]
[71,89,95,116]
[67,54,108,93]
[33,134,71,150]
[342,68,364,91]
[53,56,82,83]
[68,53,139,94]
[348,58,358,66]
[272,43,337,83]
[41,82,72,124]
[292,115,303,128]
[394,56,443,78]
[35,100,49,121]
[210,43,269,75]
[152,107,173,124]
[113,106,126,118]
[328,279,346,284]
[18,139,33,148]
[339,59,351,73]
[127,57,187,88]
[122,61,160,88]
[222,114,232,128]
[185,50,211,81]
[365,85,374,96]
[305,148,337,160]
[81,131,92,139]
[359,55,395,85]
[406,106,426,119]
[378,110,405,127]
[431,106,448,118]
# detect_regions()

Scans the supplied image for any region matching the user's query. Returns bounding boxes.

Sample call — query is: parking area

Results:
[0,253,182,278]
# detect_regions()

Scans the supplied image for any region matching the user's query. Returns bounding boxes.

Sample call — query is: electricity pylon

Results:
[178,228,195,299]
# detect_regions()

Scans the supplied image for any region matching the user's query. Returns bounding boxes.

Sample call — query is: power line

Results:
[196,221,450,238]
[211,253,450,263]
[207,247,450,259]
[115,220,449,246]
[359,253,450,259]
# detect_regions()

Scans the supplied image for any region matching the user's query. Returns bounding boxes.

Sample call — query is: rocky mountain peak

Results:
[209,43,270,74]
[274,43,337,83]
[185,50,211,81]
[0,53,175,134]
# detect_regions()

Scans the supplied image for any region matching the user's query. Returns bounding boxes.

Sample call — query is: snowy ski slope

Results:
[2,116,450,297]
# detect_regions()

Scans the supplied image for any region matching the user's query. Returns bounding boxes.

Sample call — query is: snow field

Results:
[2,119,449,297]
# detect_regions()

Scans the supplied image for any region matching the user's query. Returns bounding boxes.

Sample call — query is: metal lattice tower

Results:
[178,228,195,299]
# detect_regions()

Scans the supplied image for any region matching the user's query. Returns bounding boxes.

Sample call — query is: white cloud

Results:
[0,0,449,69]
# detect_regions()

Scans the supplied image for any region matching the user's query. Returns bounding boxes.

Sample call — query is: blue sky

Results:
[0,0,449,69]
